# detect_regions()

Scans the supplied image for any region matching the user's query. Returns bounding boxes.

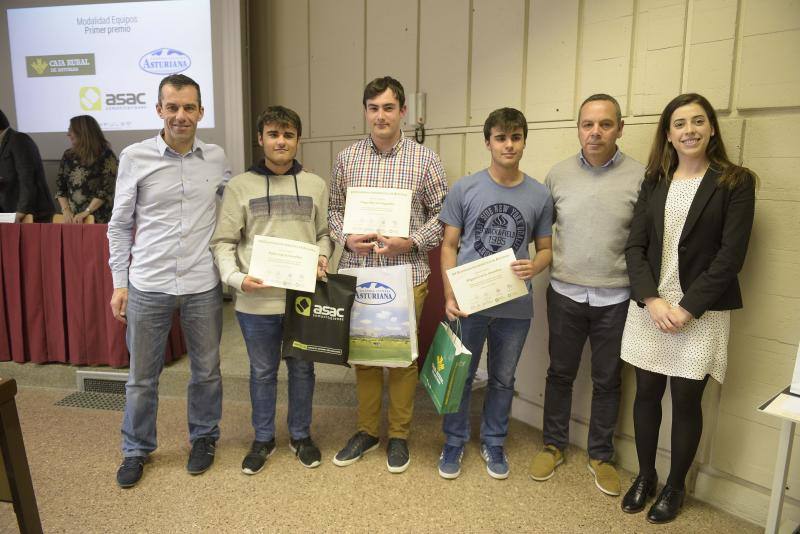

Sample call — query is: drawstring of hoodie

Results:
[251,158,303,215]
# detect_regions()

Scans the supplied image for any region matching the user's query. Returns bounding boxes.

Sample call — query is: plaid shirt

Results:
[329,132,448,285]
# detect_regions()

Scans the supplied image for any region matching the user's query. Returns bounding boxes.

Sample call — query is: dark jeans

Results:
[542,285,628,460]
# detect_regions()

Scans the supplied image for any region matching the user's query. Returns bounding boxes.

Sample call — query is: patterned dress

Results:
[56,147,118,223]
[620,177,730,383]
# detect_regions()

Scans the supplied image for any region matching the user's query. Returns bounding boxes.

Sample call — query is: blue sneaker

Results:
[480,443,509,479]
[438,444,464,479]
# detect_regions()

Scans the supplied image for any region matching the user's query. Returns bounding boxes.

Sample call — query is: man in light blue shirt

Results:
[108,74,231,488]
[529,94,644,496]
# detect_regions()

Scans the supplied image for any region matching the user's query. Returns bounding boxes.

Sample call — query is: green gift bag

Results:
[420,322,472,415]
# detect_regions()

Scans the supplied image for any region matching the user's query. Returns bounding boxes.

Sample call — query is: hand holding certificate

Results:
[446,248,528,315]
[248,236,320,293]
[343,187,413,237]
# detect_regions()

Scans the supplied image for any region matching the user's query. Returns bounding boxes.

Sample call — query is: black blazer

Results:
[0,128,55,217]
[625,167,755,318]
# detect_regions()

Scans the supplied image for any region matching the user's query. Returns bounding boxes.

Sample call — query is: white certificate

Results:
[248,236,319,293]
[0,213,16,223]
[446,248,528,315]
[342,187,413,237]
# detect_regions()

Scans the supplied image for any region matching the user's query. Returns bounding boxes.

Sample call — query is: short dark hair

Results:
[0,109,9,130]
[483,108,528,140]
[158,74,202,107]
[578,94,622,124]
[256,106,302,138]
[363,76,405,108]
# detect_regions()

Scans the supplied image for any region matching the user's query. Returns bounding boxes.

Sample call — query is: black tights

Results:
[633,367,709,490]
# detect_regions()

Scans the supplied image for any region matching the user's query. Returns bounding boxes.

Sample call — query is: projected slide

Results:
[7,0,214,133]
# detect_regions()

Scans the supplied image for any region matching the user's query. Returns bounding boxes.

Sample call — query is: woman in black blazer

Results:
[618,93,756,524]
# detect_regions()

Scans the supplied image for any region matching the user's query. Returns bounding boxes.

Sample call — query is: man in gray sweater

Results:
[211,106,332,475]
[529,94,644,496]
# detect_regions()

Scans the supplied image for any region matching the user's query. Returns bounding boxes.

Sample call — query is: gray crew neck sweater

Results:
[544,152,645,288]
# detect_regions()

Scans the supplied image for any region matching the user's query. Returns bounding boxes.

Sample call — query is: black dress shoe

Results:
[647,484,685,524]
[621,472,658,513]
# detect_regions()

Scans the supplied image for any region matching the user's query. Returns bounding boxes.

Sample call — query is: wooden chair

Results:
[0,379,42,533]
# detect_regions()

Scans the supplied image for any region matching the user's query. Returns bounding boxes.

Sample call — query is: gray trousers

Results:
[542,284,628,461]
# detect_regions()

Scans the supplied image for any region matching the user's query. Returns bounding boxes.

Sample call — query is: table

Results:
[0,223,185,367]
[759,387,800,534]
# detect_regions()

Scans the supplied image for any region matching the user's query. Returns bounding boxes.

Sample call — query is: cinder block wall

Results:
[249,0,800,525]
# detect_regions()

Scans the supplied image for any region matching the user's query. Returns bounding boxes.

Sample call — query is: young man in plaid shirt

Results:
[328,76,448,473]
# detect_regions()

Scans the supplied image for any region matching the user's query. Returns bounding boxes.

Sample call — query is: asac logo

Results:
[312,305,345,318]
[139,48,191,75]
[355,282,396,305]
[79,87,146,111]
[295,296,311,316]
[106,93,146,106]
[80,87,102,111]
[295,296,345,321]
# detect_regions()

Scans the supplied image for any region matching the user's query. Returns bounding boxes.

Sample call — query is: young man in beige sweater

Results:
[211,106,332,475]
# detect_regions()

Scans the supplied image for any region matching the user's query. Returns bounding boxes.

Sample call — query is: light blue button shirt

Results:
[108,133,231,295]
[550,148,630,307]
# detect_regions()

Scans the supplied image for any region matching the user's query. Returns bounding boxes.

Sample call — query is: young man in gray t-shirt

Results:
[437,108,553,480]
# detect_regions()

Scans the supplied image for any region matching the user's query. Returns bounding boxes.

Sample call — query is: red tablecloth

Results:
[0,223,185,367]
[417,246,445,364]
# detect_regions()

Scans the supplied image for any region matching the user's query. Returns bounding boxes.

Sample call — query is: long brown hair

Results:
[68,115,110,166]
[645,93,756,189]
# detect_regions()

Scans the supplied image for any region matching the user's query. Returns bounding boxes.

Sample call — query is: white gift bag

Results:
[338,264,417,367]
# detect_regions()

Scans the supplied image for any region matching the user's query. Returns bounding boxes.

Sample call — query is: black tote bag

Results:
[281,273,357,366]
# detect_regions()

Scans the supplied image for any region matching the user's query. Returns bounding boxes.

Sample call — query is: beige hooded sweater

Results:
[211,159,333,315]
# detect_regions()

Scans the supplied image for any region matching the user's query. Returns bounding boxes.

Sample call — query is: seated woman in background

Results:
[619,93,757,524]
[56,115,117,223]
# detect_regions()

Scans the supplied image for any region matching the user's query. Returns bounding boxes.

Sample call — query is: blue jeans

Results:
[236,312,315,442]
[442,314,531,447]
[122,284,223,458]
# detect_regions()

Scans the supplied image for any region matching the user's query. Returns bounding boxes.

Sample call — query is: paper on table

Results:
[0,213,17,223]
[446,248,527,315]
[760,392,800,423]
[248,235,319,293]
[342,187,412,237]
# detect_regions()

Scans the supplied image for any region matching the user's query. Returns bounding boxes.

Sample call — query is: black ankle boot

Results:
[646,484,685,524]
[621,472,658,513]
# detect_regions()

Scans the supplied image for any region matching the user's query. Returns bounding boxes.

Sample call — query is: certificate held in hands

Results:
[248,235,319,293]
[446,248,527,315]
[342,187,413,237]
